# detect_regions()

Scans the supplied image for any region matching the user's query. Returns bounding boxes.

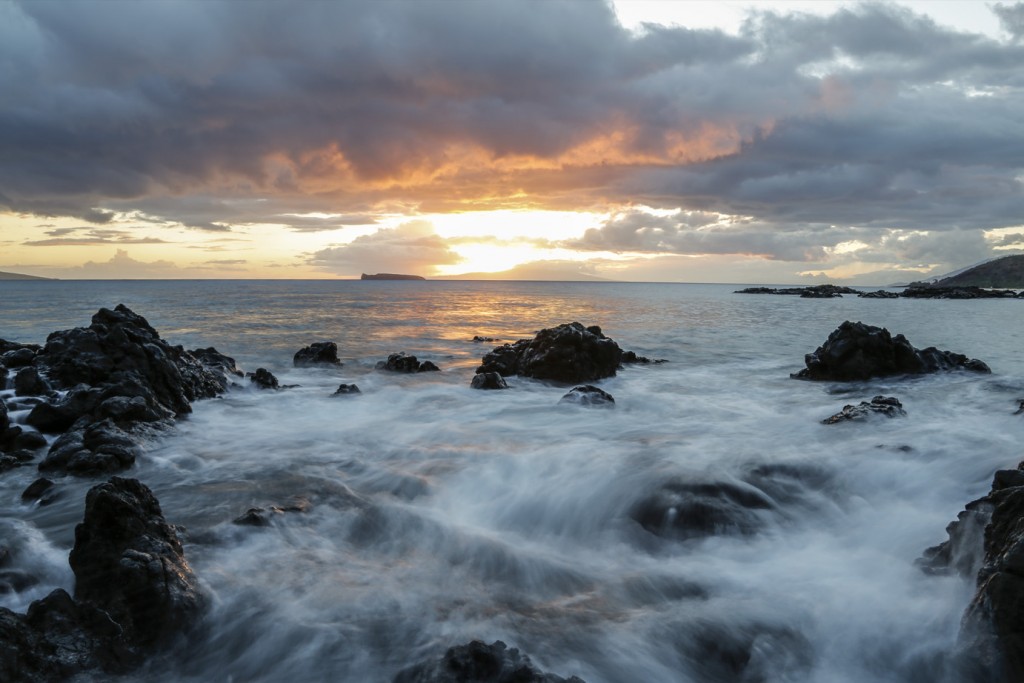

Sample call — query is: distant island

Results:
[0,270,53,281]
[921,254,1024,289]
[360,273,426,281]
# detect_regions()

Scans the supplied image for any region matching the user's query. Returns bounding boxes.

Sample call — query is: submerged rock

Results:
[470,372,508,390]
[677,619,813,683]
[631,480,776,540]
[558,385,615,407]
[247,368,281,390]
[377,353,441,373]
[21,478,57,505]
[821,396,906,424]
[393,639,584,683]
[792,321,990,381]
[475,322,622,384]
[69,477,205,650]
[333,383,362,396]
[472,335,497,343]
[293,342,342,367]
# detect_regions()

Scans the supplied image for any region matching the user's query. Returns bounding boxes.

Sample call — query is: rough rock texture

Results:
[476,322,622,384]
[293,342,342,367]
[14,367,51,397]
[821,396,906,424]
[470,372,508,390]
[333,383,362,395]
[857,290,901,299]
[189,347,244,390]
[21,478,57,505]
[377,353,441,373]
[792,321,991,381]
[735,284,858,297]
[0,399,8,434]
[928,463,1024,682]
[900,285,1018,299]
[472,335,496,343]
[247,368,281,390]
[393,640,585,683]
[39,420,141,475]
[69,477,205,650]
[558,385,615,407]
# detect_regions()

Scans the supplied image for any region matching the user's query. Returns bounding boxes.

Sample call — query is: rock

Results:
[821,396,906,424]
[14,367,51,397]
[69,477,205,650]
[735,284,858,297]
[0,347,37,368]
[472,335,496,343]
[36,304,225,418]
[0,399,8,434]
[619,350,667,364]
[857,290,901,299]
[678,620,812,683]
[189,347,244,389]
[900,285,1018,299]
[393,639,585,683]
[377,353,441,373]
[470,372,508,390]
[558,385,615,407]
[476,322,622,384]
[12,429,47,451]
[232,499,310,527]
[293,342,342,367]
[631,479,776,540]
[21,478,57,505]
[39,419,140,475]
[26,385,103,433]
[1015,400,1023,415]
[0,450,35,473]
[922,462,1024,680]
[333,383,361,395]
[792,321,991,381]
[247,368,280,390]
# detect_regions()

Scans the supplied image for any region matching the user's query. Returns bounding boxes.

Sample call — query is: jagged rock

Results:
[189,347,244,390]
[14,367,51,397]
[857,290,901,299]
[232,499,310,527]
[377,353,441,373]
[21,478,57,505]
[393,639,584,683]
[36,305,225,417]
[0,449,35,473]
[69,477,205,650]
[792,321,990,381]
[619,350,667,364]
[923,462,1024,681]
[333,383,361,396]
[293,342,342,367]
[900,285,1018,300]
[735,284,858,297]
[247,368,280,390]
[472,335,496,343]
[470,372,508,390]
[38,419,140,475]
[26,385,103,433]
[821,396,906,424]
[558,385,615,407]
[476,322,622,384]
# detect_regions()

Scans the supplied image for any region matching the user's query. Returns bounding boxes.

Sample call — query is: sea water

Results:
[1,280,1022,682]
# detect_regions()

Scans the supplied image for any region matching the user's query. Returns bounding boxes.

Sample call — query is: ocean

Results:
[1,280,1022,682]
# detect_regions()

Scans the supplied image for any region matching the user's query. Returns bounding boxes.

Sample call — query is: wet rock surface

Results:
[377,353,441,373]
[558,385,614,407]
[393,639,585,683]
[821,396,906,424]
[333,383,362,395]
[735,284,858,297]
[475,322,623,384]
[247,367,282,390]
[792,321,991,381]
[39,419,141,475]
[294,341,342,367]
[631,479,777,540]
[470,372,508,390]
[899,285,1019,299]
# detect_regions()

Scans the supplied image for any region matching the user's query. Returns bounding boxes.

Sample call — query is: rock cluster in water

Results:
[0,477,203,681]
[821,396,906,424]
[558,385,615,407]
[393,639,585,683]
[736,283,1023,299]
[294,341,342,367]
[735,284,859,297]
[792,321,991,381]
[377,352,441,373]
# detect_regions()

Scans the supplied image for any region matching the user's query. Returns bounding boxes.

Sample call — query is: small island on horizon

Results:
[360,273,426,281]
[0,270,54,281]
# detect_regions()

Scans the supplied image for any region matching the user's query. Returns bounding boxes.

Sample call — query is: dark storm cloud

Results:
[994,3,1024,40]
[1,0,1022,246]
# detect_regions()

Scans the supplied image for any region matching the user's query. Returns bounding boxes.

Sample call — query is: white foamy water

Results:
[1,281,1022,682]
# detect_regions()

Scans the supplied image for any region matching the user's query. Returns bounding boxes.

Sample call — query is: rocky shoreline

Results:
[736,283,1024,299]
[1,306,1021,681]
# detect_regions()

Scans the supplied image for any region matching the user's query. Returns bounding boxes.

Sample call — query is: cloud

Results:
[994,3,1024,40]
[308,221,462,275]
[65,249,183,278]
[0,0,1021,251]
[21,226,168,247]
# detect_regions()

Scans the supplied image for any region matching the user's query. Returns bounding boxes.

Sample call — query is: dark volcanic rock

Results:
[232,499,310,527]
[558,385,615,407]
[37,305,224,417]
[792,321,990,381]
[189,347,244,390]
[821,396,906,424]
[293,342,342,367]
[393,639,584,683]
[0,346,38,368]
[333,383,362,395]
[247,368,280,390]
[39,419,140,475]
[377,353,441,373]
[472,335,496,343]
[735,284,858,297]
[21,478,57,505]
[26,385,103,433]
[14,367,51,397]
[857,290,901,299]
[11,429,47,452]
[0,399,8,434]
[476,322,622,384]
[678,619,813,683]
[631,479,776,540]
[900,285,1018,299]
[69,477,205,650]
[470,372,508,390]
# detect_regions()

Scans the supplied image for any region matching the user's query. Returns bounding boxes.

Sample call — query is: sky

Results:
[1,0,1022,283]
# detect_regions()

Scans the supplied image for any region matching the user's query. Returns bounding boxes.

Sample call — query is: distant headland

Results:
[360,273,426,281]
[0,270,53,281]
